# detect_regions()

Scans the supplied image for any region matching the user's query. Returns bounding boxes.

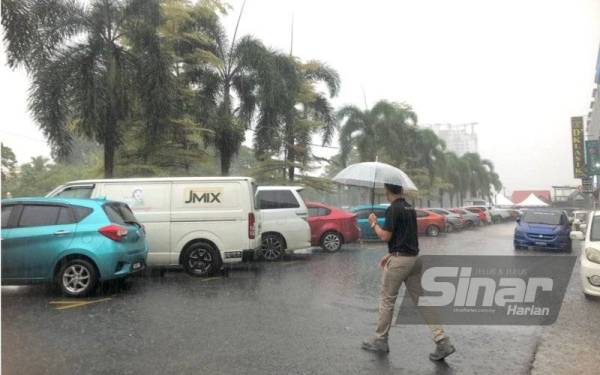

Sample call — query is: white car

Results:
[48,177,262,276]
[570,211,600,298]
[256,186,311,261]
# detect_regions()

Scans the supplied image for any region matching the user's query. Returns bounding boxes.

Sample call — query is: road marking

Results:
[280,261,299,265]
[49,297,112,310]
[201,277,222,282]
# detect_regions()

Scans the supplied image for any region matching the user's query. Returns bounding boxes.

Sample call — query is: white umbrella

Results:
[332,161,418,191]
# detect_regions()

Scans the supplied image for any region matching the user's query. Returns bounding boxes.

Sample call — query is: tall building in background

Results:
[422,123,478,156]
[586,45,600,140]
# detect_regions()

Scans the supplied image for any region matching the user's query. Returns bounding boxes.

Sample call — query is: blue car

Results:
[351,204,388,239]
[513,209,571,252]
[1,197,148,297]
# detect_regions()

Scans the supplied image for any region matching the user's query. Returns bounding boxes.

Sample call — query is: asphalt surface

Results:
[2,222,599,375]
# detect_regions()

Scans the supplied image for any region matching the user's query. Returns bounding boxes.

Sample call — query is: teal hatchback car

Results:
[1,198,148,297]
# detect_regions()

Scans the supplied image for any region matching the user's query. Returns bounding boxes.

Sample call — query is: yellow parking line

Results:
[201,277,222,282]
[49,297,112,310]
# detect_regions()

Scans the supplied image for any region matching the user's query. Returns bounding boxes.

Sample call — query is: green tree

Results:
[3,0,173,177]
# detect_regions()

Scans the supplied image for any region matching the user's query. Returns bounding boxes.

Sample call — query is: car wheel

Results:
[426,225,440,237]
[465,220,473,228]
[446,223,455,233]
[514,244,524,251]
[58,259,98,297]
[261,233,285,261]
[182,242,222,277]
[321,231,342,252]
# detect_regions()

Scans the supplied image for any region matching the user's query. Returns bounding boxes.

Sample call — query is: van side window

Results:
[257,190,300,209]
[54,186,94,198]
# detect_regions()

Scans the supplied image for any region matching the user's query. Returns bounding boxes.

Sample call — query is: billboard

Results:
[571,117,585,178]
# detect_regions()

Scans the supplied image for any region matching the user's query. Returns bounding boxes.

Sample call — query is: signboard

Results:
[571,117,585,178]
[585,139,600,176]
[582,176,594,193]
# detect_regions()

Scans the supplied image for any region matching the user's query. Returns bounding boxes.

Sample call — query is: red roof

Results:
[511,190,551,204]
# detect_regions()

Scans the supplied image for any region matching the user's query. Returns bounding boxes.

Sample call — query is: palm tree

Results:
[338,100,417,166]
[3,0,172,177]
[181,1,278,175]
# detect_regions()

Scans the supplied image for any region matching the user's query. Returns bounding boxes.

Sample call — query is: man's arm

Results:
[373,222,392,242]
[368,209,393,242]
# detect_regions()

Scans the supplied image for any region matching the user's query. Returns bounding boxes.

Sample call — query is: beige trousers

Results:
[375,255,446,342]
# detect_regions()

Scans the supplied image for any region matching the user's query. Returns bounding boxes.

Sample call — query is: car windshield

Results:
[590,216,600,241]
[522,211,562,225]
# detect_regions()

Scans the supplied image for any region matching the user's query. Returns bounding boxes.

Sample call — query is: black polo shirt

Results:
[381,198,419,255]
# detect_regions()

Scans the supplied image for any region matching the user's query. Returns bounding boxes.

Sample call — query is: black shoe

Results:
[361,337,389,353]
[429,337,455,361]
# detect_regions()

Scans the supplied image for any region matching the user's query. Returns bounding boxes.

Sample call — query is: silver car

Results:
[428,208,465,232]
[449,208,481,228]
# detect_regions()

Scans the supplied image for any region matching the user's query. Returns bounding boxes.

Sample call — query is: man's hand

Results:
[379,254,391,270]
[368,213,377,227]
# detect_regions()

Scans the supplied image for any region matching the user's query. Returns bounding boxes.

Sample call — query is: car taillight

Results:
[248,213,256,239]
[99,224,128,241]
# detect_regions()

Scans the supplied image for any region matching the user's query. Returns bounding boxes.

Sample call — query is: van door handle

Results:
[53,230,71,236]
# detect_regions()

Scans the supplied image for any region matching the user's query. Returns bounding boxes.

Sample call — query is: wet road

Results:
[2,222,599,374]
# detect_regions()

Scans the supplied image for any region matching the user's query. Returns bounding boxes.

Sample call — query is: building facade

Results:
[423,123,478,156]
[586,46,600,140]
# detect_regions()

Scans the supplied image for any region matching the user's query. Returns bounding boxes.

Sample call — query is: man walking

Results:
[361,183,456,361]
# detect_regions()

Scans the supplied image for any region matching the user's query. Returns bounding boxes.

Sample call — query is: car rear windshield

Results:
[257,190,300,209]
[522,211,561,225]
[103,203,138,225]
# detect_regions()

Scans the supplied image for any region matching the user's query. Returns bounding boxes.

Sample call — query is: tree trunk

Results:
[103,138,114,178]
[220,149,231,176]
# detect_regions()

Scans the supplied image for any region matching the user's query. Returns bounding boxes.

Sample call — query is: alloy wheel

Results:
[322,232,341,252]
[188,248,213,274]
[262,235,283,261]
[62,264,91,294]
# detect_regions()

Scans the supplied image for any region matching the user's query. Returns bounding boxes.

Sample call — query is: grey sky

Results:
[1,0,599,194]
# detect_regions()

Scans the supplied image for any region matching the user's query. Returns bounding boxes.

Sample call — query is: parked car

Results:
[305,201,360,252]
[463,207,490,224]
[514,209,571,251]
[449,208,481,228]
[1,197,148,297]
[570,212,600,298]
[489,207,513,222]
[572,210,589,232]
[48,177,261,276]
[427,208,465,232]
[256,186,311,261]
[416,209,446,237]
[351,205,445,238]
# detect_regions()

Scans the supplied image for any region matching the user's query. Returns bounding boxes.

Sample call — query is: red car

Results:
[416,209,446,237]
[306,201,361,252]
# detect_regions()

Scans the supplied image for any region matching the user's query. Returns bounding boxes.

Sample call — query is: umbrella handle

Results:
[371,158,377,212]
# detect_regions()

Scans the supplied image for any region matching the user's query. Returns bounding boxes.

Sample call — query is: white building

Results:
[423,123,478,156]
[587,47,600,140]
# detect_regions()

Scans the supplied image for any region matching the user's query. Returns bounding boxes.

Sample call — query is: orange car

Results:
[416,209,446,237]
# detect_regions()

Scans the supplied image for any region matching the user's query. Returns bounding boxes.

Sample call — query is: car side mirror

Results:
[570,231,585,241]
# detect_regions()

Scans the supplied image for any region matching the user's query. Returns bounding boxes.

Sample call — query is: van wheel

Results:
[57,259,98,297]
[426,225,440,237]
[321,231,342,252]
[261,233,285,261]
[182,242,221,277]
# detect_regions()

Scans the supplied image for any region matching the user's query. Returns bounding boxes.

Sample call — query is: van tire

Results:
[57,258,98,298]
[260,233,285,261]
[182,242,222,277]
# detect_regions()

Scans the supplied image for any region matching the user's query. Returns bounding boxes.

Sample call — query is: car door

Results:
[415,209,429,233]
[1,204,17,279]
[257,189,310,250]
[3,204,77,281]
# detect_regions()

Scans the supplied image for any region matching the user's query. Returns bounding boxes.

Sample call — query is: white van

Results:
[256,186,311,261]
[48,177,261,276]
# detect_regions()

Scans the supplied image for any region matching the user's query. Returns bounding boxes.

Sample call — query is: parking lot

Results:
[2,222,599,375]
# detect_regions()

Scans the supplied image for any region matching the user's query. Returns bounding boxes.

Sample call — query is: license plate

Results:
[534,241,546,246]
[132,262,142,270]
